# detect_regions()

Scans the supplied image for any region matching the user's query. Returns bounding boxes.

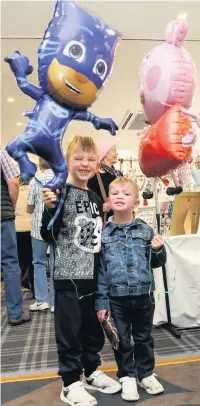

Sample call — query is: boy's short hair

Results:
[109,176,140,199]
[66,135,99,162]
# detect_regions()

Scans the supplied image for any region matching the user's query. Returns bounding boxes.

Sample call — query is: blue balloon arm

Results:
[73,110,96,123]
[74,111,118,136]
[15,76,44,101]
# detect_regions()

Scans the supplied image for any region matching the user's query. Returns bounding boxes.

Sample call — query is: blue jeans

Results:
[31,237,54,307]
[1,220,24,320]
[110,294,155,380]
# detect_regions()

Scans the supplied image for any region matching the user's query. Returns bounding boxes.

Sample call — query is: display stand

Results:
[155,188,181,339]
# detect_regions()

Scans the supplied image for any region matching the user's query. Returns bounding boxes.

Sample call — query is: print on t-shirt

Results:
[74,215,102,253]
[54,187,102,280]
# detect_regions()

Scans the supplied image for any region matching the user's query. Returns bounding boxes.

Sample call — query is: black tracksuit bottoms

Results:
[54,289,105,387]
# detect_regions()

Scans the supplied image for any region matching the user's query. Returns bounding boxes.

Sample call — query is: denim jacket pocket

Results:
[131,229,151,245]
[102,235,119,257]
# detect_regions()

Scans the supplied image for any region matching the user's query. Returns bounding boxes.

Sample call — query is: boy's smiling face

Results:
[109,183,140,213]
[68,147,98,187]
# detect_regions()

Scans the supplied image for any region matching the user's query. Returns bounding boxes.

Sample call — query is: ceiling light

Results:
[177,12,187,20]
[16,122,23,126]
[7,97,15,103]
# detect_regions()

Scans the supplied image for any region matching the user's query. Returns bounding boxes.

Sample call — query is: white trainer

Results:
[137,374,164,395]
[29,301,50,311]
[83,370,121,394]
[60,381,97,406]
[119,376,139,401]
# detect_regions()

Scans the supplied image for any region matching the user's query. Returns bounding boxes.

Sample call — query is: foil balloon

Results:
[5,0,121,228]
[139,104,197,198]
[139,19,197,124]
[138,18,200,199]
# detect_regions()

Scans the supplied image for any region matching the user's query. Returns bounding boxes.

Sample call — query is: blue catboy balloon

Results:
[5,0,121,226]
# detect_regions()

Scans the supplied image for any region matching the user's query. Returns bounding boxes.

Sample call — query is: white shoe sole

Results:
[60,391,97,405]
[137,381,164,395]
[121,393,140,401]
[29,307,50,311]
[84,382,121,394]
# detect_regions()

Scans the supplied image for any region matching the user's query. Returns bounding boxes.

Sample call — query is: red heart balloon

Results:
[139,103,192,178]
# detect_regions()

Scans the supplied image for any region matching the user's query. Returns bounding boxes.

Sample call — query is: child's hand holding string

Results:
[97,310,111,322]
[42,188,60,209]
[151,234,164,250]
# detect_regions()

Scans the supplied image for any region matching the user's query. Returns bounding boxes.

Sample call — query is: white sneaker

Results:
[83,370,121,394]
[137,374,164,395]
[119,377,139,401]
[60,381,97,406]
[50,306,54,313]
[29,301,50,311]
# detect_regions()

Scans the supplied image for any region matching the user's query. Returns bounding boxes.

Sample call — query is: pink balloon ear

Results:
[165,20,188,47]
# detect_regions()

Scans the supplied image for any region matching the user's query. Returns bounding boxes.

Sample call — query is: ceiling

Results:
[2,1,200,40]
[1,1,200,157]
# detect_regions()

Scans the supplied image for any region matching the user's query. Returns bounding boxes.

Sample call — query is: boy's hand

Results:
[42,188,60,208]
[151,234,164,250]
[97,310,110,322]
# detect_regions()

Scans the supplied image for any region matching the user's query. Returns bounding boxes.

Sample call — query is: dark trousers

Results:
[54,290,105,386]
[110,294,155,380]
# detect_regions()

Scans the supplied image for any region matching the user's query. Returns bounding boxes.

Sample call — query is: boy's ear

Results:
[96,162,100,171]
[134,200,140,210]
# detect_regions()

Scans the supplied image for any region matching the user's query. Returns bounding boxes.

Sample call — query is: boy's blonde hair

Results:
[109,176,140,199]
[66,135,99,162]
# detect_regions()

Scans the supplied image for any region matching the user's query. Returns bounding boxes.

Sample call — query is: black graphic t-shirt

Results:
[41,184,103,292]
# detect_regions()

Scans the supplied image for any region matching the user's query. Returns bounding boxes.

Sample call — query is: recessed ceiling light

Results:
[16,122,23,126]
[177,12,187,20]
[7,97,15,103]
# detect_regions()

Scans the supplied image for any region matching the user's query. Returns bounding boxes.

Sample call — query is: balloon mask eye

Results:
[93,59,107,80]
[63,41,86,63]
[69,45,83,58]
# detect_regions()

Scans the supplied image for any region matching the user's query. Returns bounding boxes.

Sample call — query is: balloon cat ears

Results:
[45,0,121,46]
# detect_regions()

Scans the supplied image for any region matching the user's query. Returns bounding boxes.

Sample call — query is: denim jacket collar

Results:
[105,217,147,235]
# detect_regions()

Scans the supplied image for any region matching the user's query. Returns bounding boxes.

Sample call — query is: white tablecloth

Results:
[153,234,200,328]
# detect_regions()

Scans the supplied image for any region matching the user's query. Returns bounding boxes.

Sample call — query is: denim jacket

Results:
[95,218,167,310]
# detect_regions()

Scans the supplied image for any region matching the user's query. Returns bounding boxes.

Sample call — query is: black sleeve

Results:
[40,205,63,243]
[88,175,103,202]
[151,245,167,268]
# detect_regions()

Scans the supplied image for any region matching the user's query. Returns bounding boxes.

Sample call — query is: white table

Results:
[153,234,200,328]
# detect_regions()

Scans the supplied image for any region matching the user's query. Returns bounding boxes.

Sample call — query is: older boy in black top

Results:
[41,136,121,406]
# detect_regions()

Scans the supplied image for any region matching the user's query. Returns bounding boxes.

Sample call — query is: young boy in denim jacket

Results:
[96,176,167,401]
[41,136,121,406]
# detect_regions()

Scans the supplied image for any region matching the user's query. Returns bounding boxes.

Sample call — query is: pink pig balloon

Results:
[139,19,197,124]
